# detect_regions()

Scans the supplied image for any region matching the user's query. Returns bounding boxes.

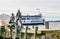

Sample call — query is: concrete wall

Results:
[45,22,49,29]
[49,22,60,29]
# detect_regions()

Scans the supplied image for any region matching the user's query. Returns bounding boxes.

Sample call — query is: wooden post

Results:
[10,27,12,39]
[20,31,22,39]
[1,28,2,39]
[45,33,46,39]
[8,31,10,39]
[5,30,6,39]
[25,26,28,39]
[45,21,49,29]
[3,31,5,39]
[0,29,1,38]
[1,26,5,39]
[15,24,20,39]
[34,27,38,39]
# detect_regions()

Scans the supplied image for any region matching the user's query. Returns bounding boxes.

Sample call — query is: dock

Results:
[0,26,60,39]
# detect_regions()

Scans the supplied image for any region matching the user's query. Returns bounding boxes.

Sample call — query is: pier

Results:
[0,9,60,39]
[0,26,60,39]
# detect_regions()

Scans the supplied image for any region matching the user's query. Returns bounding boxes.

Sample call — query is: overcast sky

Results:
[0,0,60,20]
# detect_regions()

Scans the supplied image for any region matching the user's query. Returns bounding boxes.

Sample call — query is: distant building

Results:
[45,21,60,29]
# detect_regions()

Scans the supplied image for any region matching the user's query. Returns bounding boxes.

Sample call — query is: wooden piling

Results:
[15,25,19,39]
[34,27,38,39]
[20,31,22,39]
[24,26,28,39]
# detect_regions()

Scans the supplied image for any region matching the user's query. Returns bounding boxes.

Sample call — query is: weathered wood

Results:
[20,31,22,39]
[10,27,12,39]
[16,25,19,39]
[1,26,60,39]
[5,31,6,39]
[24,26,28,39]
[34,27,38,39]
[45,21,49,29]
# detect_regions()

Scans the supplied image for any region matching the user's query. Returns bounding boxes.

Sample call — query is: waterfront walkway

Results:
[0,27,60,39]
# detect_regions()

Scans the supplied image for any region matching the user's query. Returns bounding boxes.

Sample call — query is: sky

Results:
[0,0,60,20]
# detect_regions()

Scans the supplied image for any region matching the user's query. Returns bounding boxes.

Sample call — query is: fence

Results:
[0,26,60,39]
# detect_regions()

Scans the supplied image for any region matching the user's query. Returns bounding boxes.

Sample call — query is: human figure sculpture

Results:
[9,13,15,23]
[16,9,23,28]
[16,9,21,19]
[15,9,22,39]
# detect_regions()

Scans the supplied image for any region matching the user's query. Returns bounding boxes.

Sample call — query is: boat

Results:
[21,14,44,25]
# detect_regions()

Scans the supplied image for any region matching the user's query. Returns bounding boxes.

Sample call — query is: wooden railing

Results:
[0,27,60,39]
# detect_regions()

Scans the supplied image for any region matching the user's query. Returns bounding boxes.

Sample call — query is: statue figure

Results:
[9,13,15,39]
[16,9,21,20]
[15,9,22,39]
[9,13,15,23]
[16,9,23,28]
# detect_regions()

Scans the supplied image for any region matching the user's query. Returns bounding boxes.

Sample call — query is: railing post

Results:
[34,27,38,39]
[10,27,12,39]
[45,33,46,39]
[16,25,18,39]
[25,26,28,39]
[1,26,5,39]
[20,31,22,39]
[0,29,1,38]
